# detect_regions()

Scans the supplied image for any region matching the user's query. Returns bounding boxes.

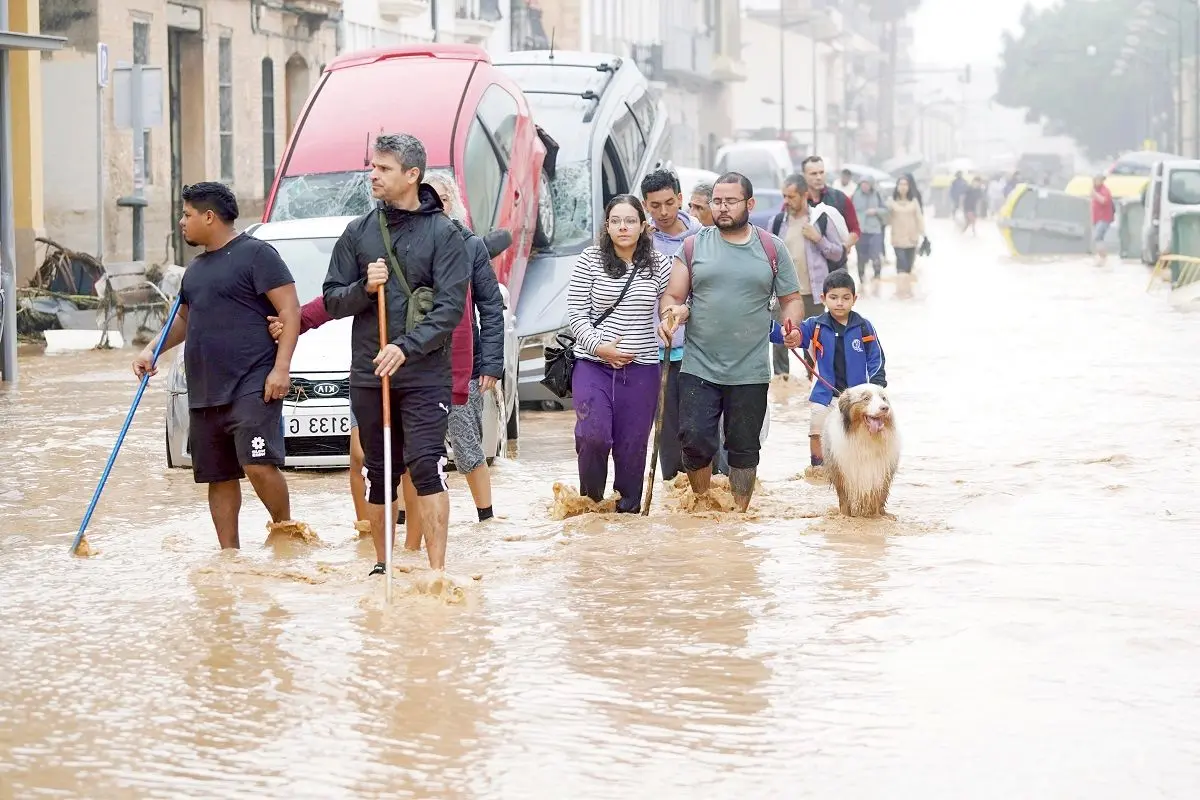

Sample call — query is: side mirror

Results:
[483,228,514,259]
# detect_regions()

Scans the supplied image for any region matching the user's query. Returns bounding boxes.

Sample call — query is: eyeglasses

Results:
[709,198,747,209]
[607,217,642,228]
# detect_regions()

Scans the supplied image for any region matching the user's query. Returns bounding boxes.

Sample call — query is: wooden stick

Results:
[378,290,394,603]
[642,311,675,516]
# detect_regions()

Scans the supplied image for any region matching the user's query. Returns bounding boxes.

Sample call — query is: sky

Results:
[909,0,1057,68]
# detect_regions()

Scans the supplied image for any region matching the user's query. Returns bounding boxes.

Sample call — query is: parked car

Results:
[491,50,670,407]
[262,43,553,311]
[1140,158,1200,269]
[713,140,790,228]
[674,166,720,201]
[164,216,521,470]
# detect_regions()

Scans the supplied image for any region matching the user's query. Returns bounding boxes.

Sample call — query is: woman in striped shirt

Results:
[567,194,673,512]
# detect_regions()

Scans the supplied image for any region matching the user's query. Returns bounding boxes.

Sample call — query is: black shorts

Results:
[677,373,769,471]
[350,383,452,502]
[189,394,285,483]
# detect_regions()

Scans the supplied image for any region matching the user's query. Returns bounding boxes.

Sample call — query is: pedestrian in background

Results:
[852,176,888,282]
[1091,173,1115,266]
[688,181,715,227]
[888,175,925,298]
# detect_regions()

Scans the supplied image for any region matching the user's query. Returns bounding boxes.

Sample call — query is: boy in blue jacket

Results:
[771,269,887,466]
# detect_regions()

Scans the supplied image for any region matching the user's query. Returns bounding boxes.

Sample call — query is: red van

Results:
[263,43,554,304]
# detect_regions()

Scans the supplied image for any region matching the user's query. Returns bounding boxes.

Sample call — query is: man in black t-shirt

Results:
[133,182,301,549]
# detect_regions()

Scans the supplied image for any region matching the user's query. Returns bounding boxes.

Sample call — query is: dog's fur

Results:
[821,384,900,517]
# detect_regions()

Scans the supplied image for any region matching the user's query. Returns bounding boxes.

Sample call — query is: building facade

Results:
[339,0,510,53]
[36,0,339,270]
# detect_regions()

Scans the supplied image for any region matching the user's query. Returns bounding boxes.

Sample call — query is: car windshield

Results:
[260,236,340,303]
[269,167,454,221]
[1168,169,1200,204]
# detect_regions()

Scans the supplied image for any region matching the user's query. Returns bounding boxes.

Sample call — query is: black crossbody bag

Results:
[540,265,640,399]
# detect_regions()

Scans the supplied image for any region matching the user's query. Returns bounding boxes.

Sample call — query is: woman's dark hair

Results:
[893,175,912,201]
[900,171,924,209]
[597,194,656,280]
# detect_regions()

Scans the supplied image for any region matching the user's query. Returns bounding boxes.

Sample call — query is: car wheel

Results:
[533,168,555,249]
[165,427,175,469]
[506,390,520,441]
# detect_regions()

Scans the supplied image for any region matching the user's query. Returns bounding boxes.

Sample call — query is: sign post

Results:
[113,63,163,262]
[96,43,108,260]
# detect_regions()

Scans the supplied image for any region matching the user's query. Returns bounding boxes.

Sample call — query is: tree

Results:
[996,0,1189,159]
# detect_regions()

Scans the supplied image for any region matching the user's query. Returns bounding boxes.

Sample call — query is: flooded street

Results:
[3,220,1200,797]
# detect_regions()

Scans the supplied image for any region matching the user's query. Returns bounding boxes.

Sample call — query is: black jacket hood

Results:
[379,184,445,222]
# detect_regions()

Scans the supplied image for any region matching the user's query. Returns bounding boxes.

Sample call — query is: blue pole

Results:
[70,294,183,555]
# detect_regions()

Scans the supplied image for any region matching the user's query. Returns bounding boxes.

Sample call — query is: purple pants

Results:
[572,358,660,513]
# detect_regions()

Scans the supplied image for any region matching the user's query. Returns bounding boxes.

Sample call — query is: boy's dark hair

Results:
[715,171,754,199]
[181,182,239,223]
[822,268,856,296]
[640,168,680,198]
[801,155,823,169]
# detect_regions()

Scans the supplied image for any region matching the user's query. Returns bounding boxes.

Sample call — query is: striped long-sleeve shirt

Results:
[567,246,672,366]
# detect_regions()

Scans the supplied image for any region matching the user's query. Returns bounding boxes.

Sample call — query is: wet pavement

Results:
[3,220,1200,797]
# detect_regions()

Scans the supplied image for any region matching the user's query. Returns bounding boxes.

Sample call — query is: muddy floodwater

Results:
[3,221,1200,797]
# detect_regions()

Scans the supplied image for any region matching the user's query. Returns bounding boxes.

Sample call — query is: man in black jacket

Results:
[323,133,470,576]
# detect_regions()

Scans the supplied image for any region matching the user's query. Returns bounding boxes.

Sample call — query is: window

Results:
[600,137,629,207]
[262,58,275,197]
[609,105,645,183]
[463,117,504,232]
[219,36,234,182]
[628,86,657,144]
[1168,170,1200,204]
[133,21,152,183]
[475,84,520,163]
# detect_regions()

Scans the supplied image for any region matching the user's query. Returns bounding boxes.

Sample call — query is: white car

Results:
[164,215,520,470]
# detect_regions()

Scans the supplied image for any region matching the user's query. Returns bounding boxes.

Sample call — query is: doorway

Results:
[168,28,204,265]
[285,54,310,140]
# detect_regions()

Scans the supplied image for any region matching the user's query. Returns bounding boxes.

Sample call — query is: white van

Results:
[713,140,792,191]
[1140,158,1200,267]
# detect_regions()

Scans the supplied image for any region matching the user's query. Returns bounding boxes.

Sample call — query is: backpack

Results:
[681,226,778,308]
[770,210,849,272]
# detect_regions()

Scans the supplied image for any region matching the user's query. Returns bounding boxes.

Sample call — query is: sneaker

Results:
[369,562,386,576]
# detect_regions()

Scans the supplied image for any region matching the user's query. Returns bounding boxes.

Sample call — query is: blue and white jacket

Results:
[770,311,886,406]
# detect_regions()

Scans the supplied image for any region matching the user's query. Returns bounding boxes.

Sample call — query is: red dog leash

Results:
[783,319,841,397]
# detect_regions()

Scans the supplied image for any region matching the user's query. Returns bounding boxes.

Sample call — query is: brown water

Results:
[3,221,1200,797]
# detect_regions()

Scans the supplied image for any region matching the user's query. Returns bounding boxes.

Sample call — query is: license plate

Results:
[286,414,351,436]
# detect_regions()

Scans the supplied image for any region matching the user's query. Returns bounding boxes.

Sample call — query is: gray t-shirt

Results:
[681,226,802,385]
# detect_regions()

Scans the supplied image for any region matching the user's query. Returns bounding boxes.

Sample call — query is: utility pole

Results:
[778,1,786,139]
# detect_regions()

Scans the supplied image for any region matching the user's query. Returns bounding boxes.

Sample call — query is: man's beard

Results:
[183,236,198,247]
[715,209,749,231]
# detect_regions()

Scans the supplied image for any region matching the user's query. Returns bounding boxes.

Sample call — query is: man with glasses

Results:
[688,181,715,227]
[658,172,806,512]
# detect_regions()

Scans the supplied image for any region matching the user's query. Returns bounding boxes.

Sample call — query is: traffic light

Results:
[962,64,972,83]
